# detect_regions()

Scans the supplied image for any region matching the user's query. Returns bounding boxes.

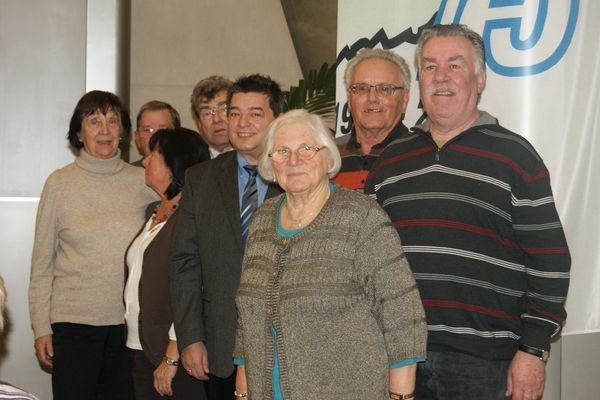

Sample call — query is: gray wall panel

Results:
[562,332,600,398]
[0,1,87,397]
[0,0,87,198]
[0,200,50,399]
[545,339,562,400]
[0,1,126,398]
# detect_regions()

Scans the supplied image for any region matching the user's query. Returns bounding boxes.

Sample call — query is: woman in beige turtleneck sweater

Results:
[28,91,156,400]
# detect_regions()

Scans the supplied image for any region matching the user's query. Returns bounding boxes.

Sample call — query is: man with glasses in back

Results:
[333,48,411,192]
[132,100,181,166]
[171,74,284,399]
[191,75,233,159]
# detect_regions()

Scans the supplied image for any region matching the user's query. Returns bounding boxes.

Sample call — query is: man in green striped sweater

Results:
[365,24,570,400]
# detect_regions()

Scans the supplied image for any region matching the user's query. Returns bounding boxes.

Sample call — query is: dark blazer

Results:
[170,150,281,378]
[135,204,180,366]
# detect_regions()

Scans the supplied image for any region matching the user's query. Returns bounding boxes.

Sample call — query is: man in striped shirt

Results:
[333,48,411,191]
[365,24,570,400]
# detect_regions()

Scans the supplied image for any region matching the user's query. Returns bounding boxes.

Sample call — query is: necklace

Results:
[284,184,331,229]
[290,212,314,229]
[151,201,178,225]
[285,203,321,229]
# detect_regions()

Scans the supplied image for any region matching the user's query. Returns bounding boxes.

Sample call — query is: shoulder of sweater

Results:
[259,192,285,212]
[111,164,157,195]
[67,161,156,199]
[378,130,426,160]
[43,161,78,188]
[119,162,146,176]
[332,185,379,209]
[256,186,381,216]
[388,122,544,165]
[471,124,545,163]
[55,159,144,179]
[334,186,391,224]
[40,162,85,202]
[259,186,379,212]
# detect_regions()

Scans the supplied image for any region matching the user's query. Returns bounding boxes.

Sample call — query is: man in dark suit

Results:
[170,74,284,399]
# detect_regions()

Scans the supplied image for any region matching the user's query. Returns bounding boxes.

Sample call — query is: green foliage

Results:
[283,62,337,126]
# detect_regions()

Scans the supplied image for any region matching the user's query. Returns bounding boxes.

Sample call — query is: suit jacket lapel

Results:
[143,209,177,260]
[219,152,243,252]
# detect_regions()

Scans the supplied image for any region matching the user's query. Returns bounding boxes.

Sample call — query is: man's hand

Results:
[181,342,210,380]
[506,350,546,400]
[34,335,53,369]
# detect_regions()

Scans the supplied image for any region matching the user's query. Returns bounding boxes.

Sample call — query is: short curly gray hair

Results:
[190,75,232,122]
[344,48,411,90]
[258,109,341,182]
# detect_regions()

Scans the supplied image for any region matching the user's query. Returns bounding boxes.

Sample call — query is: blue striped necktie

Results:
[240,164,258,244]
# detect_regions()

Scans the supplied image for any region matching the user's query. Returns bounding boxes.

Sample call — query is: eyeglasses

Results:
[199,104,228,120]
[140,126,167,136]
[349,83,405,97]
[268,143,324,163]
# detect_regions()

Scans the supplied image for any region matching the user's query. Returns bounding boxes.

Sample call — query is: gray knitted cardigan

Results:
[234,186,427,399]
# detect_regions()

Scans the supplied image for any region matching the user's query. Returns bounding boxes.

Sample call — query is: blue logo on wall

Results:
[435,0,579,76]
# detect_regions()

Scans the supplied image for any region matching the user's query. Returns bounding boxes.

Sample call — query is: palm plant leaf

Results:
[284,62,337,128]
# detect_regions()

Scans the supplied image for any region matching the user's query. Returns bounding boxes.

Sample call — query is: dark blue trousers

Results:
[416,350,512,400]
[204,370,236,400]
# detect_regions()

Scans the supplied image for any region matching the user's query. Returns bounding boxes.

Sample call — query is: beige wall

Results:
[129,0,303,162]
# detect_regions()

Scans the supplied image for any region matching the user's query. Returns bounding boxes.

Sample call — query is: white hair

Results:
[344,48,411,90]
[258,109,341,182]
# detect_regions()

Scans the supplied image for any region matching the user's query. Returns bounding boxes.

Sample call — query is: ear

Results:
[346,90,352,112]
[328,157,335,174]
[476,70,486,94]
[194,119,203,134]
[401,90,410,113]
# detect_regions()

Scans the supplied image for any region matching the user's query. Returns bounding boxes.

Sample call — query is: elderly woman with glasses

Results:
[233,109,427,400]
[29,90,156,399]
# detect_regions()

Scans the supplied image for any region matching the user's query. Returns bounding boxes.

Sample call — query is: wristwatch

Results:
[519,344,550,363]
[389,392,414,399]
[162,356,180,366]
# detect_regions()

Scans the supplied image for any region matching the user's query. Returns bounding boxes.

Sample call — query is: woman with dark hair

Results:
[28,90,157,400]
[124,128,209,400]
